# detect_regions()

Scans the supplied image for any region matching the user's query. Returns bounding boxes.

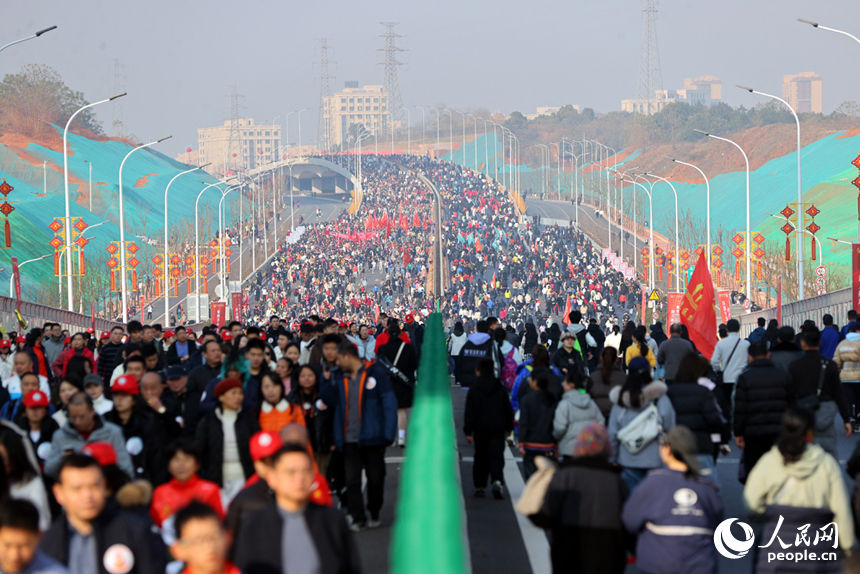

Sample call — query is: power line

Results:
[315,39,336,153]
[378,22,406,127]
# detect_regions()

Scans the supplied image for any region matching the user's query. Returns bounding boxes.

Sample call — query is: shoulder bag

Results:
[616,400,663,455]
[797,359,828,411]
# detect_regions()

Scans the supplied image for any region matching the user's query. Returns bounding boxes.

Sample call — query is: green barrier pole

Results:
[390,312,470,574]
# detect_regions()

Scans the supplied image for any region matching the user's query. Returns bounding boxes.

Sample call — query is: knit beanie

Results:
[572,422,611,459]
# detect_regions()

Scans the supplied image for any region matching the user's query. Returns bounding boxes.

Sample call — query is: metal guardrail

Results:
[0,295,123,334]
[737,287,852,336]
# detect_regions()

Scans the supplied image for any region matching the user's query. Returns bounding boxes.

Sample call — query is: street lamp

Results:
[430,107,440,157]
[195,180,234,321]
[769,213,823,265]
[616,174,655,290]
[62,92,125,311]
[0,25,57,54]
[667,156,711,271]
[467,114,479,171]
[404,108,411,156]
[163,163,209,327]
[694,129,752,300]
[738,84,804,299]
[414,106,426,154]
[443,109,453,162]
[643,171,680,292]
[9,254,52,297]
[297,108,309,159]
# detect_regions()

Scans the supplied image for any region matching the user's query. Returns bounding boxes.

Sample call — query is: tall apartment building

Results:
[782,72,823,113]
[622,76,723,115]
[323,84,389,148]
[197,118,281,176]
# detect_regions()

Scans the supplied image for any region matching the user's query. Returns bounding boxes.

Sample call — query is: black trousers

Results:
[473,431,506,489]
[343,443,386,524]
[741,434,778,483]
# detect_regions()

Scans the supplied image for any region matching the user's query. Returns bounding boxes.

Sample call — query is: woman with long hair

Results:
[608,357,676,491]
[588,347,626,420]
[745,408,854,571]
[275,358,294,394]
[256,372,304,434]
[624,326,656,369]
[618,321,636,368]
[623,426,723,574]
[287,365,334,475]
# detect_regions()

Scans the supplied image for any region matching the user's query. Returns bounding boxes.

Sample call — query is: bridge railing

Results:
[0,295,123,334]
[391,313,469,574]
[738,287,852,337]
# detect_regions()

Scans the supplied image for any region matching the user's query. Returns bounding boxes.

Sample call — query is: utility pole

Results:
[315,39,336,154]
[637,0,663,114]
[378,22,406,149]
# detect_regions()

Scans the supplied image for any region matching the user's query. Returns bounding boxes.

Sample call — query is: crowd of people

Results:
[450,305,860,573]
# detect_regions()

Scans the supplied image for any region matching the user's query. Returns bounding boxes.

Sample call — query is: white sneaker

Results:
[367,518,382,529]
[398,436,406,447]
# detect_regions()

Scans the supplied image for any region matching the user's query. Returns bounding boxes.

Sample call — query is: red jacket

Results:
[180,562,241,574]
[150,474,224,527]
[52,347,95,379]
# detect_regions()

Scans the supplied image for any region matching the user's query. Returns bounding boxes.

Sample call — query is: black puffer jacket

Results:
[287,387,334,454]
[666,383,726,454]
[194,407,259,486]
[464,375,514,435]
[104,409,168,485]
[734,358,795,438]
[518,389,557,448]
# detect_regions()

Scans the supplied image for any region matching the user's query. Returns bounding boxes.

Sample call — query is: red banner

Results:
[323,230,378,242]
[777,275,783,325]
[641,287,646,326]
[211,302,227,328]
[91,296,95,333]
[717,290,732,324]
[231,292,243,322]
[11,257,20,314]
[853,244,860,311]
[667,292,683,327]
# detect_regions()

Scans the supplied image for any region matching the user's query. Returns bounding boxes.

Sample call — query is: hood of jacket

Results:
[561,389,594,409]
[770,341,801,353]
[781,443,828,480]
[847,333,860,342]
[566,323,586,336]
[467,332,491,345]
[453,323,465,336]
[473,375,503,396]
[609,380,668,407]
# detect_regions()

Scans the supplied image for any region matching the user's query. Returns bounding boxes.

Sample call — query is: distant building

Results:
[782,72,822,113]
[196,118,281,176]
[622,75,723,115]
[524,106,578,120]
[174,149,198,165]
[323,84,389,148]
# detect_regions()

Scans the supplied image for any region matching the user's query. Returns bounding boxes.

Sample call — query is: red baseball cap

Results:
[86,328,95,334]
[64,337,71,345]
[0,340,10,349]
[405,314,414,324]
[100,331,110,340]
[338,321,347,328]
[113,374,139,395]
[222,332,233,341]
[23,389,50,408]
[163,330,176,338]
[15,336,25,344]
[82,442,117,467]
[249,431,283,462]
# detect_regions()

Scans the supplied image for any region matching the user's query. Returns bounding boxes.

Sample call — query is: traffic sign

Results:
[743,299,751,310]
[816,265,827,277]
[652,311,659,321]
[648,290,660,301]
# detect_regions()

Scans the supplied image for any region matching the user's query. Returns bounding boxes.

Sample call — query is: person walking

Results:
[517,371,558,479]
[656,324,694,385]
[710,319,749,400]
[734,341,795,478]
[622,426,723,574]
[553,371,604,462]
[463,359,513,499]
[832,320,860,432]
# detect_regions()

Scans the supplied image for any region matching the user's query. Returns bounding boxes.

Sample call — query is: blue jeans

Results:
[621,467,649,492]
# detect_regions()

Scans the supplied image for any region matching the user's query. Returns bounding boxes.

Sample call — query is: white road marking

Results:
[503,448,550,574]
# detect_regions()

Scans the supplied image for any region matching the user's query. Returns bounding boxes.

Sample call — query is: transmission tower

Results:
[378,22,406,128]
[225,85,243,173]
[315,39,336,152]
[636,0,663,114]
[109,58,126,137]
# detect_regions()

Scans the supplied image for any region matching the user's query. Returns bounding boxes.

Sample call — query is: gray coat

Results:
[553,390,605,457]
[44,416,134,479]
[42,337,65,370]
[710,333,750,384]
[656,335,694,381]
[608,381,676,470]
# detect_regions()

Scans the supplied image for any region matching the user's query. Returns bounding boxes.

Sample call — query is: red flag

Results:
[491,272,496,288]
[475,237,482,252]
[562,296,572,324]
[423,215,428,229]
[777,275,782,325]
[413,211,420,228]
[680,252,718,360]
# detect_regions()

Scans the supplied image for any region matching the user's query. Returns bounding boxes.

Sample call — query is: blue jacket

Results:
[820,326,840,359]
[622,469,723,574]
[511,359,562,412]
[322,363,398,450]
[0,399,54,422]
[746,327,766,344]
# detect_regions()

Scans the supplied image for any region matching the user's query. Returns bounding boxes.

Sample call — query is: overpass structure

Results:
[244,156,360,199]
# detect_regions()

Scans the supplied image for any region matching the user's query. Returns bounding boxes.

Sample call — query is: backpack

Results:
[616,401,663,455]
[501,349,517,391]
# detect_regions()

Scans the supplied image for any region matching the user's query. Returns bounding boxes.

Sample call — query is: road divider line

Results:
[503,448,550,574]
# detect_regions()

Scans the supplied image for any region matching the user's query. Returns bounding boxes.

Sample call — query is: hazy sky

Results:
[3,0,856,157]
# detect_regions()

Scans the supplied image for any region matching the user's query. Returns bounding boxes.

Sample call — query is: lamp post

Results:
[414,106,426,154]
[643,171,680,292]
[270,115,281,164]
[769,213,823,264]
[489,121,501,179]
[668,157,711,271]
[694,129,752,300]
[62,92,125,311]
[163,164,208,327]
[430,107,440,157]
[285,111,298,160]
[195,181,233,320]
[443,109,453,162]
[454,110,466,166]
[0,25,56,54]
[218,186,240,300]
[737,84,804,299]
[297,108,309,159]
[617,175,655,290]
[534,144,549,195]
[478,117,489,175]
[468,114,479,171]
[119,136,171,323]
[9,254,52,297]
[404,108,411,156]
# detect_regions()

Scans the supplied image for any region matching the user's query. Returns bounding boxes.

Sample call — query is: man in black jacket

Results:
[233,444,361,574]
[40,454,166,573]
[464,359,514,499]
[95,327,124,383]
[164,366,202,438]
[788,328,853,457]
[734,341,794,477]
[186,340,223,393]
[769,326,803,372]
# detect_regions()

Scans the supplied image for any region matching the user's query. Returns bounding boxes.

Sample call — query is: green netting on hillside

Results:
[391,313,469,574]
